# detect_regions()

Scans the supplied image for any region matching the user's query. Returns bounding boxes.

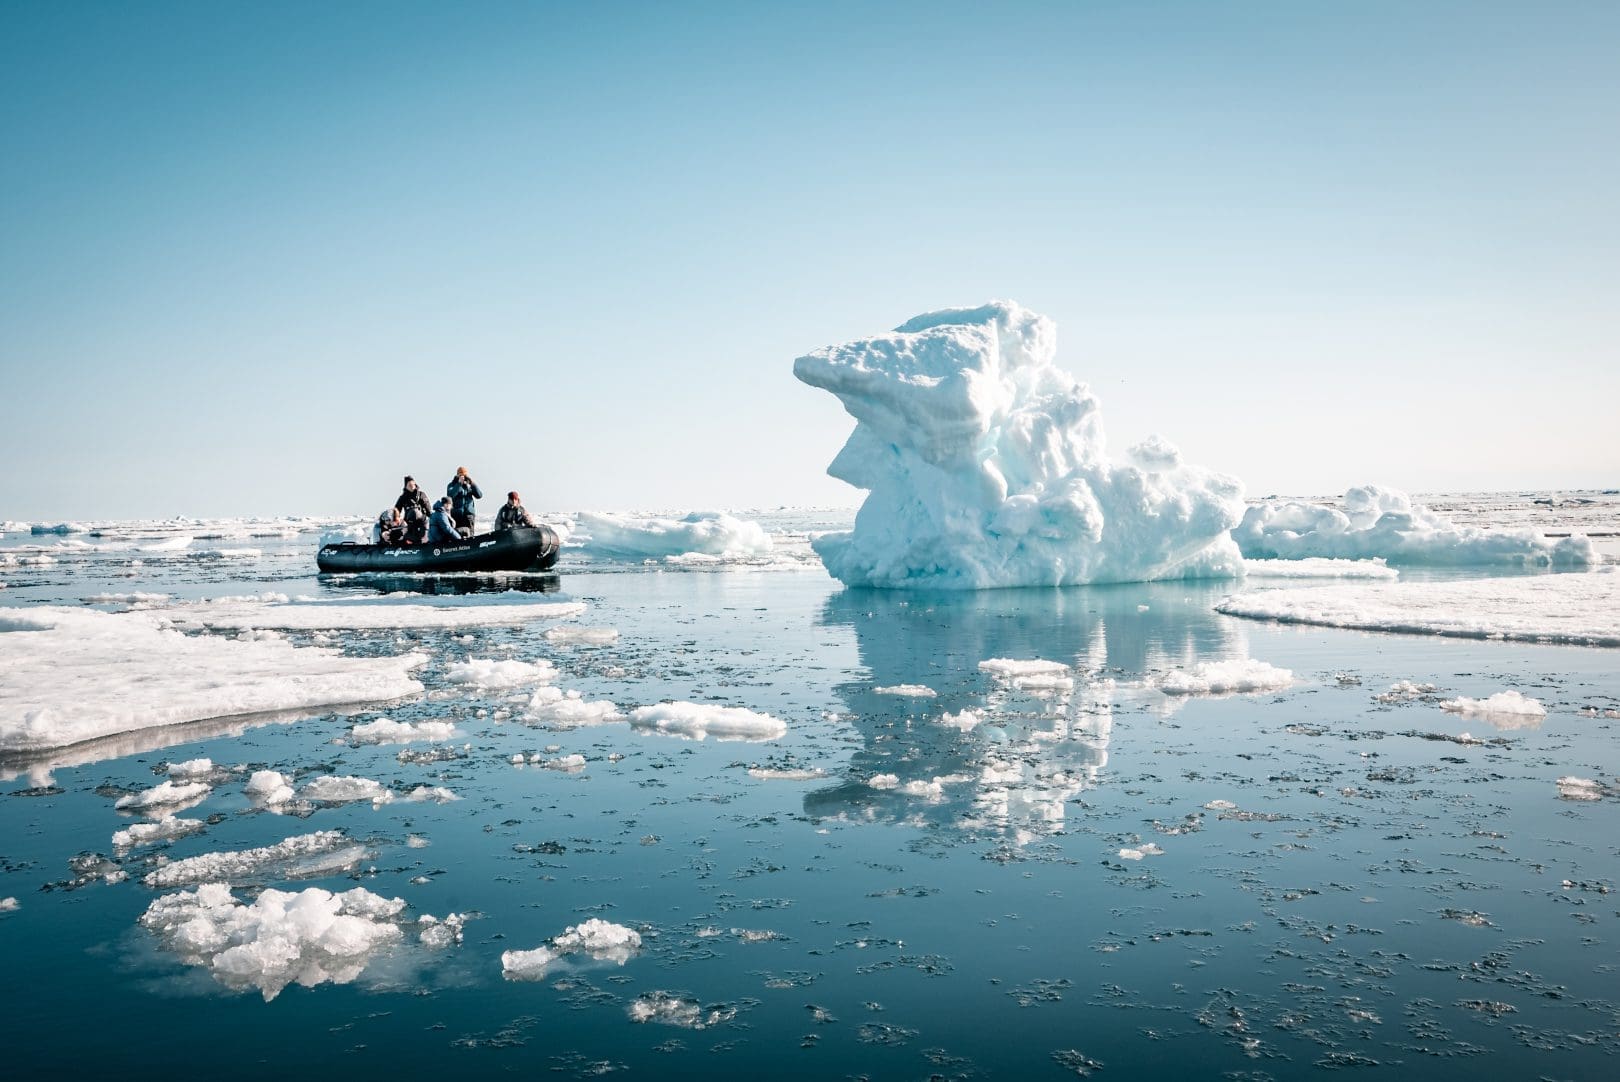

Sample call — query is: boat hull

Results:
[317,525,560,574]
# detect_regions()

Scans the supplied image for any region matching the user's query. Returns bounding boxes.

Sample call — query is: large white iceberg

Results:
[793,301,1244,588]
[1234,485,1595,567]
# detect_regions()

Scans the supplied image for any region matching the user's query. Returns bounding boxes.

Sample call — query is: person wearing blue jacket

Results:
[447,467,483,536]
[426,498,462,544]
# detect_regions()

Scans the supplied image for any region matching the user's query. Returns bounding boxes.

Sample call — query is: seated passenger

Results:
[402,502,428,544]
[494,491,537,531]
[426,498,462,544]
[374,507,406,545]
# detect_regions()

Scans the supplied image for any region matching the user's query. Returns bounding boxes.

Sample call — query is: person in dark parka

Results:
[395,476,431,543]
[447,466,483,536]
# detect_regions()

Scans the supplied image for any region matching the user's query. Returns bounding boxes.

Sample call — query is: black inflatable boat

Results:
[317,525,560,574]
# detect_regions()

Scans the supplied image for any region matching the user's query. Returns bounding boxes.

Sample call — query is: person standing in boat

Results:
[426,498,462,544]
[447,467,483,537]
[395,476,431,543]
[494,491,536,531]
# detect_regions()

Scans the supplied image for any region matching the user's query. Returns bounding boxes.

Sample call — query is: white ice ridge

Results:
[1154,659,1296,696]
[1234,485,1596,568]
[0,607,424,753]
[143,830,366,888]
[1215,571,1620,648]
[500,918,642,980]
[1441,690,1548,720]
[628,702,787,741]
[575,510,773,559]
[170,594,587,631]
[793,301,1245,588]
[139,883,409,1001]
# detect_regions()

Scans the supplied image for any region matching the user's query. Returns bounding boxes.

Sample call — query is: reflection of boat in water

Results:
[320,572,561,596]
[316,525,559,574]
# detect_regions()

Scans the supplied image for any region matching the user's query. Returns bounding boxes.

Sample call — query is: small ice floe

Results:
[1440,690,1548,722]
[868,774,899,790]
[139,883,413,1001]
[1556,776,1608,802]
[896,778,945,800]
[874,684,937,697]
[164,758,215,781]
[115,780,212,811]
[402,785,459,803]
[627,991,736,1029]
[445,657,558,689]
[540,755,586,773]
[979,658,1075,691]
[628,702,786,742]
[0,897,17,913]
[1117,843,1164,861]
[349,717,459,744]
[937,708,982,732]
[301,775,396,806]
[543,626,620,645]
[418,912,467,949]
[143,830,365,888]
[746,767,827,781]
[1154,659,1294,696]
[1376,680,1440,704]
[501,918,642,980]
[113,815,205,850]
[524,686,622,728]
[244,770,294,807]
[1203,799,1237,811]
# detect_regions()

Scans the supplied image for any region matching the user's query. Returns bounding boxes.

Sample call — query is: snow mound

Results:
[445,657,558,688]
[576,511,772,559]
[793,301,1245,588]
[144,830,364,888]
[1155,660,1295,696]
[1234,486,1596,567]
[139,883,408,1001]
[349,717,458,744]
[0,606,424,753]
[1216,572,1620,648]
[501,918,642,979]
[1441,690,1548,720]
[628,702,786,741]
[523,686,622,728]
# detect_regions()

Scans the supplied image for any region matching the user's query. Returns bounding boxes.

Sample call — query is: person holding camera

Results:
[394,476,431,543]
[447,466,483,537]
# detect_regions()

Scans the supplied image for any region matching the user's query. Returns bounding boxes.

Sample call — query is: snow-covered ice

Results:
[445,657,558,688]
[793,301,1245,588]
[575,510,773,559]
[1242,558,1398,580]
[244,770,294,806]
[1234,485,1596,567]
[349,717,459,744]
[627,702,786,741]
[1215,571,1620,648]
[115,780,212,811]
[874,684,937,697]
[113,815,205,850]
[143,830,365,888]
[300,775,396,805]
[139,883,409,1001]
[501,918,642,979]
[0,606,424,752]
[1440,690,1548,721]
[1154,659,1296,696]
[170,594,586,631]
[523,686,622,728]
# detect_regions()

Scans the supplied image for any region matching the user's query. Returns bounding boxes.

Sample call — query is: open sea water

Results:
[1,498,1618,1080]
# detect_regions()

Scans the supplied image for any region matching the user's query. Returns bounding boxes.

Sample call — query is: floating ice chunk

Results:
[139,883,408,1001]
[628,991,734,1028]
[543,626,620,645]
[113,815,205,850]
[523,686,622,728]
[144,830,363,888]
[0,607,426,753]
[244,770,294,806]
[867,773,900,790]
[417,913,467,949]
[628,702,786,742]
[165,758,215,780]
[0,897,16,912]
[1234,485,1596,567]
[793,301,1245,588]
[1441,690,1548,720]
[1376,680,1440,703]
[1203,799,1237,811]
[540,755,586,772]
[1216,572,1620,648]
[301,775,394,806]
[979,658,1075,690]
[501,918,642,980]
[1155,660,1295,696]
[576,510,772,559]
[747,767,828,780]
[937,708,983,732]
[1556,776,1605,801]
[1242,558,1399,580]
[349,718,459,744]
[115,780,212,810]
[402,785,459,803]
[1118,848,1145,861]
[874,684,937,697]
[445,657,558,689]
[897,778,945,800]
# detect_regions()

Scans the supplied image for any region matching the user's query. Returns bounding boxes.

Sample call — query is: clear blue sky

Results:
[3,0,1616,520]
